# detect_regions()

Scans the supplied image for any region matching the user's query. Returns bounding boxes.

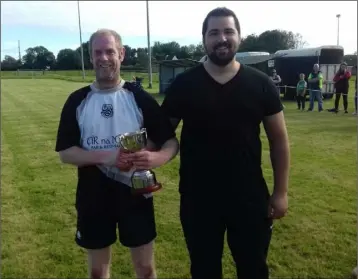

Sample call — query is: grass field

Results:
[1,78,357,278]
[0,70,160,93]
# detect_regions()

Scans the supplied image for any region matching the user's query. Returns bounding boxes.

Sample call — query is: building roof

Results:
[156,58,200,68]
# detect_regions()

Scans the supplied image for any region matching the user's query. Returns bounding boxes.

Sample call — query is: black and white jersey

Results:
[55,80,176,197]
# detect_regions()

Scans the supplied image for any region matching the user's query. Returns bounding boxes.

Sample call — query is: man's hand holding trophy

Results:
[115,128,163,195]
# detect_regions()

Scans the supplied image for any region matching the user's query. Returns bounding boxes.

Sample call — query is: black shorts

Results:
[75,172,156,249]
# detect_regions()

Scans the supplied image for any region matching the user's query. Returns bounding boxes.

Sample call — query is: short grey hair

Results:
[88,28,123,58]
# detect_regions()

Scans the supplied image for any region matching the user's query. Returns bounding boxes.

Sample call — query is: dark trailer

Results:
[274,45,344,99]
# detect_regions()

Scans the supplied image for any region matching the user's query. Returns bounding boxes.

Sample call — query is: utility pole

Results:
[336,14,341,46]
[18,40,21,61]
[77,0,86,81]
[146,0,153,89]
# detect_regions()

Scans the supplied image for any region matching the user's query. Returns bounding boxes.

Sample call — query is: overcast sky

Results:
[1,1,357,60]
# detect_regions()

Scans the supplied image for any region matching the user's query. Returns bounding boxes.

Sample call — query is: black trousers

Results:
[335,91,348,111]
[180,194,273,279]
[296,95,306,109]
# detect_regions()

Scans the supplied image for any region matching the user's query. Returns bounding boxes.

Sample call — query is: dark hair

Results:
[202,7,241,37]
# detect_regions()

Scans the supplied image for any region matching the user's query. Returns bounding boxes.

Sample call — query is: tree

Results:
[75,42,91,69]
[7,28,308,71]
[22,46,55,69]
[152,41,181,61]
[240,30,306,53]
[122,45,137,66]
[130,48,138,65]
[1,55,21,71]
[56,49,81,70]
[177,46,191,59]
[239,34,261,52]
[343,54,357,66]
[192,43,205,60]
[136,47,148,68]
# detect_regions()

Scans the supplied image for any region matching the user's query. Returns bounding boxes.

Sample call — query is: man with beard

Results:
[161,7,290,279]
[55,29,179,279]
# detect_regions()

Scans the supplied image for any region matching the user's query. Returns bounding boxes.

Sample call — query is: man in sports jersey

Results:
[55,29,179,279]
[161,7,290,279]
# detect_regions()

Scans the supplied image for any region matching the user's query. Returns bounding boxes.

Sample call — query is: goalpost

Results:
[16,69,45,78]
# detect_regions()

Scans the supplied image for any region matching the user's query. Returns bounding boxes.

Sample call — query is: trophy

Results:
[119,128,162,195]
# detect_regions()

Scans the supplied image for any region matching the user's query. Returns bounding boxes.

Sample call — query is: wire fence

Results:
[4,69,357,98]
[158,82,355,97]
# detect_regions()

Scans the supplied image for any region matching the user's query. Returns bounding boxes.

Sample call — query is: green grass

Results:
[1,70,160,93]
[1,78,356,278]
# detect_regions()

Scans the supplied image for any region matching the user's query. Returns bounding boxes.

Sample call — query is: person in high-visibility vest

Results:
[307,64,324,112]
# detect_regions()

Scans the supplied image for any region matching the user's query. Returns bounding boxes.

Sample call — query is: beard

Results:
[95,66,119,83]
[205,41,238,67]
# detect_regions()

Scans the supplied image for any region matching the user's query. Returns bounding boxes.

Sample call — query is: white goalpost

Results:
[16,69,45,78]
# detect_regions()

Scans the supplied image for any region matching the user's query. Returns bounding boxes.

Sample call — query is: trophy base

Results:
[131,183,162,195]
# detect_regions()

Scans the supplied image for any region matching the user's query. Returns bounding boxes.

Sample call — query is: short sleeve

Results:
[161,74,186,120]
[262,77,284,117]
[55,94,81,152]
[124,82,176,147]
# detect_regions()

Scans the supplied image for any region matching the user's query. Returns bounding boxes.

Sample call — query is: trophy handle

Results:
[118,134,128,151]
[140,128,147,135]
[140,128,148,147]
[130,170,135,181]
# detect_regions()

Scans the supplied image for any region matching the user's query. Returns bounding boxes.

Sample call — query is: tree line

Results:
[1,29,356,71]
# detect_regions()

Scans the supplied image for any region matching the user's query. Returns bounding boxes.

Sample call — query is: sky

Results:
[1,1,357,60]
